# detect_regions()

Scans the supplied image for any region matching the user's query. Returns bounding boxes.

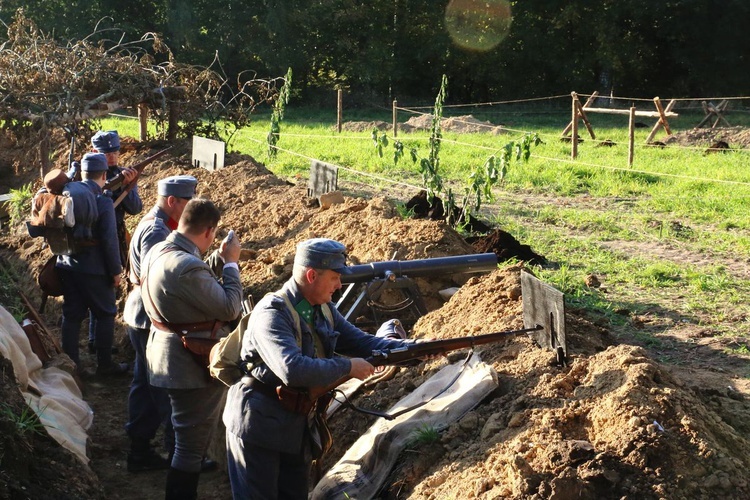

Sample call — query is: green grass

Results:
[100,105,750,344]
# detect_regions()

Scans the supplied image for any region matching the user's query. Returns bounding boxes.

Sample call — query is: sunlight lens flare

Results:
[445,0,513,52]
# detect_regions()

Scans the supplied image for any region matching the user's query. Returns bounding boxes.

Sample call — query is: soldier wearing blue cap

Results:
[122,175,198,472]
[88,130,143,354]
[56,153,128,376]
[223,238,413,499]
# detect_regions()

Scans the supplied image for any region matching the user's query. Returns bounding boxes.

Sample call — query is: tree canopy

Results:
[2,0,748,105]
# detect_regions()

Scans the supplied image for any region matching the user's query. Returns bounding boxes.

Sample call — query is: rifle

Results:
[277,324,545,415]
[336,253,498,328]
[278,270,567,417]
[104,145,173,193]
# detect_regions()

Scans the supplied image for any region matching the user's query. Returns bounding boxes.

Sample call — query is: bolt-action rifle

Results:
[104,145,173,194]
[275,324,549,416]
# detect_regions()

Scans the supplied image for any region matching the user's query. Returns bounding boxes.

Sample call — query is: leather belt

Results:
[243,377,279,400]
[151,318,225,337]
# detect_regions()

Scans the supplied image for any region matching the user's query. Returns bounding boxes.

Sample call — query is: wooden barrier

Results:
[566,92,677,166]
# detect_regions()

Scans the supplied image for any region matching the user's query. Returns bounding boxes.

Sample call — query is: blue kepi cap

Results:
[91,130,120,153]
[158,175,198,198]
[294,238,351,274]
[81,153,108,172]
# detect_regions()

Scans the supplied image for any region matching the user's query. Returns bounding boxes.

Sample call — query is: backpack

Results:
[26,177,99,255]
[208,292,333,387]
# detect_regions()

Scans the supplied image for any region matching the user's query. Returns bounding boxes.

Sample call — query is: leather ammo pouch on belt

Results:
[151,319,226,363]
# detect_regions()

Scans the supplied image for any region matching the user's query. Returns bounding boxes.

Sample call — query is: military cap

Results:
[81,153,108,172]
[158,175,198,199]
[91,130,120,153]
[294,238,351,274]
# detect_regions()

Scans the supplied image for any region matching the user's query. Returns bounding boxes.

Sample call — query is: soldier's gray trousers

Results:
[167,382,227,473]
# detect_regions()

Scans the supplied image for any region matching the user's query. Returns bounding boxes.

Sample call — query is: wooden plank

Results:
[628,106,636,167]
[581,107,678,118]
[521,270,566,359]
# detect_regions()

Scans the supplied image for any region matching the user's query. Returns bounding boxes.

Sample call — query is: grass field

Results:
[102,104,750,354]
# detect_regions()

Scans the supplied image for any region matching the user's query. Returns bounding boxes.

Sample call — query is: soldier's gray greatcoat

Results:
[142,231,242,389]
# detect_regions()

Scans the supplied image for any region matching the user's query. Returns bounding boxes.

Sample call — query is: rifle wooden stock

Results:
[292,325,543,407]
[103,146,173,192]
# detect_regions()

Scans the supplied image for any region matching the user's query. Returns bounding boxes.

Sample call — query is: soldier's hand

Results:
[113,274,122,288]
[121,167,138,184]
[349,358,376,380]
[219,231,241,264]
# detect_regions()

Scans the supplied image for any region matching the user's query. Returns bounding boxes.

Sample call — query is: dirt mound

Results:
[662,126,750,149]
[403,114,508,135]
[340,114,508,136]
[1,134,749,499]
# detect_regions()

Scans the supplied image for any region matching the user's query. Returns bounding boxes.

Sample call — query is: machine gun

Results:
[335,253,498,328]
[278,270,567,417]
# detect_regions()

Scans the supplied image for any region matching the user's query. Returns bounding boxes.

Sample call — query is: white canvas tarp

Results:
[0,306,93,464]
[312,353,497,499]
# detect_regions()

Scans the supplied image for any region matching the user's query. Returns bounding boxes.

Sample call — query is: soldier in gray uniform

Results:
[141,198,242,500]
[122,175,197,472]
[56,153,127,376]
[223,238,413,499]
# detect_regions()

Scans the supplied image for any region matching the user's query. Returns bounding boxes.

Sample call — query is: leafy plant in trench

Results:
[0,403,46,438]
[267,67,293,158]
[5,183,33,227]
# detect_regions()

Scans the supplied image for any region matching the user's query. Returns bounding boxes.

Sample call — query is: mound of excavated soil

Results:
[662,126,750,149]
[340,114,509,135]
[1,134,749,500]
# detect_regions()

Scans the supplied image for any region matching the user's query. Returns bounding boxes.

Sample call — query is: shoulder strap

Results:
[272,292,334,348]
[274,292,302,346]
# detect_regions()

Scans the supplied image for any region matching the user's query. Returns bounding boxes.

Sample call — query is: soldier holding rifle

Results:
[223,238,413,499]
[87,130,143,354]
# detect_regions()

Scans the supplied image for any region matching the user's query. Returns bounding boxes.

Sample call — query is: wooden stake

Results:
[628,106,636,167]
[562,91,598,137]
[337,89,343,134]
[392,100,398,138]
[138,102,149,141]
[571,92,579,159]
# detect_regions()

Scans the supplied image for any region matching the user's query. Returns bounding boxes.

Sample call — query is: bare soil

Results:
[1,130,749,500]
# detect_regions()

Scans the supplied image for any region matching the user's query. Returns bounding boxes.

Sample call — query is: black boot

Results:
[165,467,200,500]
[127,439,169,473]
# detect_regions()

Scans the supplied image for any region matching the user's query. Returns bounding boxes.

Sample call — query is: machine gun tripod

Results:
[335,253,498,328]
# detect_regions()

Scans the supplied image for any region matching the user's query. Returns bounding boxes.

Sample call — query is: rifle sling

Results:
[333,349,474,421]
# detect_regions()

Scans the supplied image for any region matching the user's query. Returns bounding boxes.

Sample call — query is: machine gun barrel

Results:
[341,253,498,284]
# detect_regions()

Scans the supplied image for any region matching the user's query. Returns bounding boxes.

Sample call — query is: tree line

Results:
[1,0,748,106]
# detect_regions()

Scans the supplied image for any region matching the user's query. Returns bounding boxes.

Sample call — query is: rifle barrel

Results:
[342,253,498,284]
[367,325,542,366]
[103,146,173,192]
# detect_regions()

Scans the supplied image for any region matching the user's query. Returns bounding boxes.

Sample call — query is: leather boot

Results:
[165,467,200,500]
[127,439,169,473]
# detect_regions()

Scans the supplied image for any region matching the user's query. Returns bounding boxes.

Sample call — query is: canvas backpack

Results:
[208,292,333,387]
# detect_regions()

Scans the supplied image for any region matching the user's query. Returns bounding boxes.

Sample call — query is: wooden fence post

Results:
[392,100,398,137]
[337,89,343,134]
[138,103,149,141]
[628,106,636,167]
[571,92,579,159]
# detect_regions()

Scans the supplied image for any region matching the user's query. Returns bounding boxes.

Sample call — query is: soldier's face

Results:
[307,269,342,305]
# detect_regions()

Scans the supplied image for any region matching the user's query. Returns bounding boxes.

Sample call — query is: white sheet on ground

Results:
[0,306,93,464]
[311,352,497,500]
